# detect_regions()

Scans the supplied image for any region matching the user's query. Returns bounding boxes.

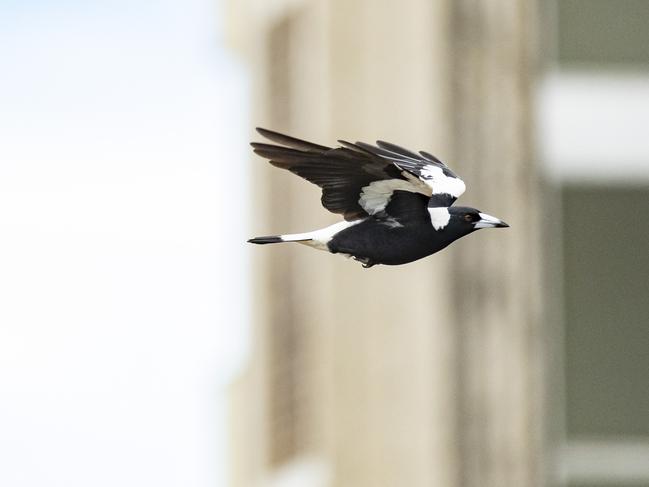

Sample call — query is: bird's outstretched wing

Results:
[349,139,466,208]
[251,128,465,222]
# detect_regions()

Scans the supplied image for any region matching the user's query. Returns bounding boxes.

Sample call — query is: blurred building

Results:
[226,1,546,487]
[539,1,649,486]
[226,1,649,485]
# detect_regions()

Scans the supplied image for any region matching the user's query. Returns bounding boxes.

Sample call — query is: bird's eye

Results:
[464,214,474,222]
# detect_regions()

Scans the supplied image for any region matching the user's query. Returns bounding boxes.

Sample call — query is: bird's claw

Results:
[353,256,374,268]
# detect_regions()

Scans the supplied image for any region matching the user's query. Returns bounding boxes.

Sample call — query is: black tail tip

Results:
[247,236,283,245]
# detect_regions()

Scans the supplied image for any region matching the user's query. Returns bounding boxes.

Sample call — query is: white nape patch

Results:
[359,179,422,214]
[420,165,466,198]
[427,207,451,230]
[281,219,363,251]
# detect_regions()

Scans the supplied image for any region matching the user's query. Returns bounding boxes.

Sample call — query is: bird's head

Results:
[447,206,509,233]
[428,206,509,241]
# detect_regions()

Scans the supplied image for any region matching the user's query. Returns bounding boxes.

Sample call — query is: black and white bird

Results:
[248,128,508,268]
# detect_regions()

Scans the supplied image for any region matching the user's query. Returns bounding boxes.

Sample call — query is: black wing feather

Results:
[347,140,463,207]
[255,127,329,152]
[252,131,407,220]
[251,128,464,222]
[376,140,423,161]
[419,150,444,165]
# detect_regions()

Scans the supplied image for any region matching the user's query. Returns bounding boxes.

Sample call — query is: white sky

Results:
[0,1,249,486]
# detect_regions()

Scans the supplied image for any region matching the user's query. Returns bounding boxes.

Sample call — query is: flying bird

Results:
[248,128,508,268]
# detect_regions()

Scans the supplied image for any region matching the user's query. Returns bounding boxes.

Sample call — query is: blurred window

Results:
[563,186,649,439]
[558,0,649,66]
[559,181,649,487]
[549,1,649,485]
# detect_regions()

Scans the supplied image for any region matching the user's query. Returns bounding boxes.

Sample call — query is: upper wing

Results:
[350,139,466,208]
[251,128,465,222]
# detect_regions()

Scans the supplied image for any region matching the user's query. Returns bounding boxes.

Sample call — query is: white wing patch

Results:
[359,166,464,216]
[420,165,466,198]
[400,170,433,195]
[359,172,431,215]
[427,207,451,230]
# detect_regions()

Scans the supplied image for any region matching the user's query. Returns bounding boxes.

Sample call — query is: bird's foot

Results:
[353,256,375,268]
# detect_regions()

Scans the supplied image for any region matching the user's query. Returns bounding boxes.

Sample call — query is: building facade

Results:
[227,1,547,486]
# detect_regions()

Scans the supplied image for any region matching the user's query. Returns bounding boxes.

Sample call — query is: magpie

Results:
[248,128,509,268]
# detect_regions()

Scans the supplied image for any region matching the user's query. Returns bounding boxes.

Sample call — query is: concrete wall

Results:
[227,1,546,486]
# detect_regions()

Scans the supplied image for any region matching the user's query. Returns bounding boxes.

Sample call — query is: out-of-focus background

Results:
[0,1,248,486]
[228,1,649,487]
[1,1,648,486]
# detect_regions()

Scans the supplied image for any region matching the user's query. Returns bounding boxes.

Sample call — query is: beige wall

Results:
[228,1,546,486]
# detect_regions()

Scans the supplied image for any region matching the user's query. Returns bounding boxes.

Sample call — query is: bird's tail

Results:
[247,234,312,245]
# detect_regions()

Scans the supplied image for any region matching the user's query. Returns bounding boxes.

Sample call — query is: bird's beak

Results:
[474,212,509,229]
